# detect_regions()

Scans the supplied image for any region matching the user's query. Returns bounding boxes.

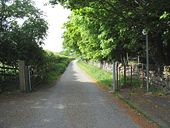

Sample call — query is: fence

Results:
[88,61,170,92]
[0,61,33,93]
[28,65,48,89]
[149,66,170,92]
[0,65,19,92]
[0,60,58,93]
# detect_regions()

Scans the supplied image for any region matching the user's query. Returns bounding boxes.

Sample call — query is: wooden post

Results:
[126,53,129,64]
[141,64,144,88]
[131,66,132,86]
[115,62,118,91]
[18,60,28,92]
[25,66,29,92]
[124,64,126,87]
[28,66,32,92]
[138,56,140,64]
[118,67,121,90]
[112,62,118,92]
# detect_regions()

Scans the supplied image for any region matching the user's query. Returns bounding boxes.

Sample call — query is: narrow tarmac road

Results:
[0,61,140,128]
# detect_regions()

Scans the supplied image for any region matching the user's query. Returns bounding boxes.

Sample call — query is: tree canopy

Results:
[0,0,48,65]
[54,0,170,70]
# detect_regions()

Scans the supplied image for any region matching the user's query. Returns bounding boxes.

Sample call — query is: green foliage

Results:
[78,61,141,89]
[63,11,103,61]
[37,51,72,86]
[78,61,112,87]
[56,0,170,71]
[0,51,72,92]
[0,0,48,66]
[118,75,141,88]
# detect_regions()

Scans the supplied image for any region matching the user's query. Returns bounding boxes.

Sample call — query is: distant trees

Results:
[0,0,48,66]
[54,0,170,71]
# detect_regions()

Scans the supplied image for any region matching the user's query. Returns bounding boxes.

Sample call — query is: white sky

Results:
[33,0,71,52]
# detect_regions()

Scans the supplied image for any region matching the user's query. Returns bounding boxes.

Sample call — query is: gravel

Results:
[0,61,140,128]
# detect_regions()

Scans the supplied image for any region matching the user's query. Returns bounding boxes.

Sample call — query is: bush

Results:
[30,51,72,88]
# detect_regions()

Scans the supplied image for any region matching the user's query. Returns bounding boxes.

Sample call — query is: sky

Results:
[33,0,71,52]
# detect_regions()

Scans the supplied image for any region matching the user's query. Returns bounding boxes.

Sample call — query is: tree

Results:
[55,0,170,71]
[0,0,48,65]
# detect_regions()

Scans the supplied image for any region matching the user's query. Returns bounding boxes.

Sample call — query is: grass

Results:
[35,58,72,89]
[78,61,141,89]
[118,75,141,88]
[149,85,167,96]
[0,57,72,93]
[46,60,70,83]
[78,61,113,88]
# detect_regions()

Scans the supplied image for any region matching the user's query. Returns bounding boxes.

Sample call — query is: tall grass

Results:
[78,61,141,90]
[44,57,71,84]
[78,61,113,88]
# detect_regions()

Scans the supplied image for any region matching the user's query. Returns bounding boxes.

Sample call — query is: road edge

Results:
[76,61,159,128]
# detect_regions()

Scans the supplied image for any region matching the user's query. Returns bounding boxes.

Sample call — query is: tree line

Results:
[0,0,48,66]
[54,0,170,73]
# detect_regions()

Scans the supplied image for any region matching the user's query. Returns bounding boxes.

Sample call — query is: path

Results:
[0,61,140,128]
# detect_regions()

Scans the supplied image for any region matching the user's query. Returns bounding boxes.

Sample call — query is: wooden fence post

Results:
[112,62,117,92]
[130,66,132,85]
[141,64,144,88]
[18,60,28,92]
[124,64,126,87]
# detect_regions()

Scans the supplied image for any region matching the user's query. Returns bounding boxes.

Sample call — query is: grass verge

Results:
[77,61,112,89]
[34,57,72,90]
[44,62,68,84]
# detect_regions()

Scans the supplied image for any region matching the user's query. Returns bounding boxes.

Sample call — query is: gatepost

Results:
[18,60,29,92]
[112,61,118,92]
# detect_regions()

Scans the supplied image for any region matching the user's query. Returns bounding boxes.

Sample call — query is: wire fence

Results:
[88,61,170,93]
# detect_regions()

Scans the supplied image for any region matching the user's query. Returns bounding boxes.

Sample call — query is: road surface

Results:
[0,61,140,128]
